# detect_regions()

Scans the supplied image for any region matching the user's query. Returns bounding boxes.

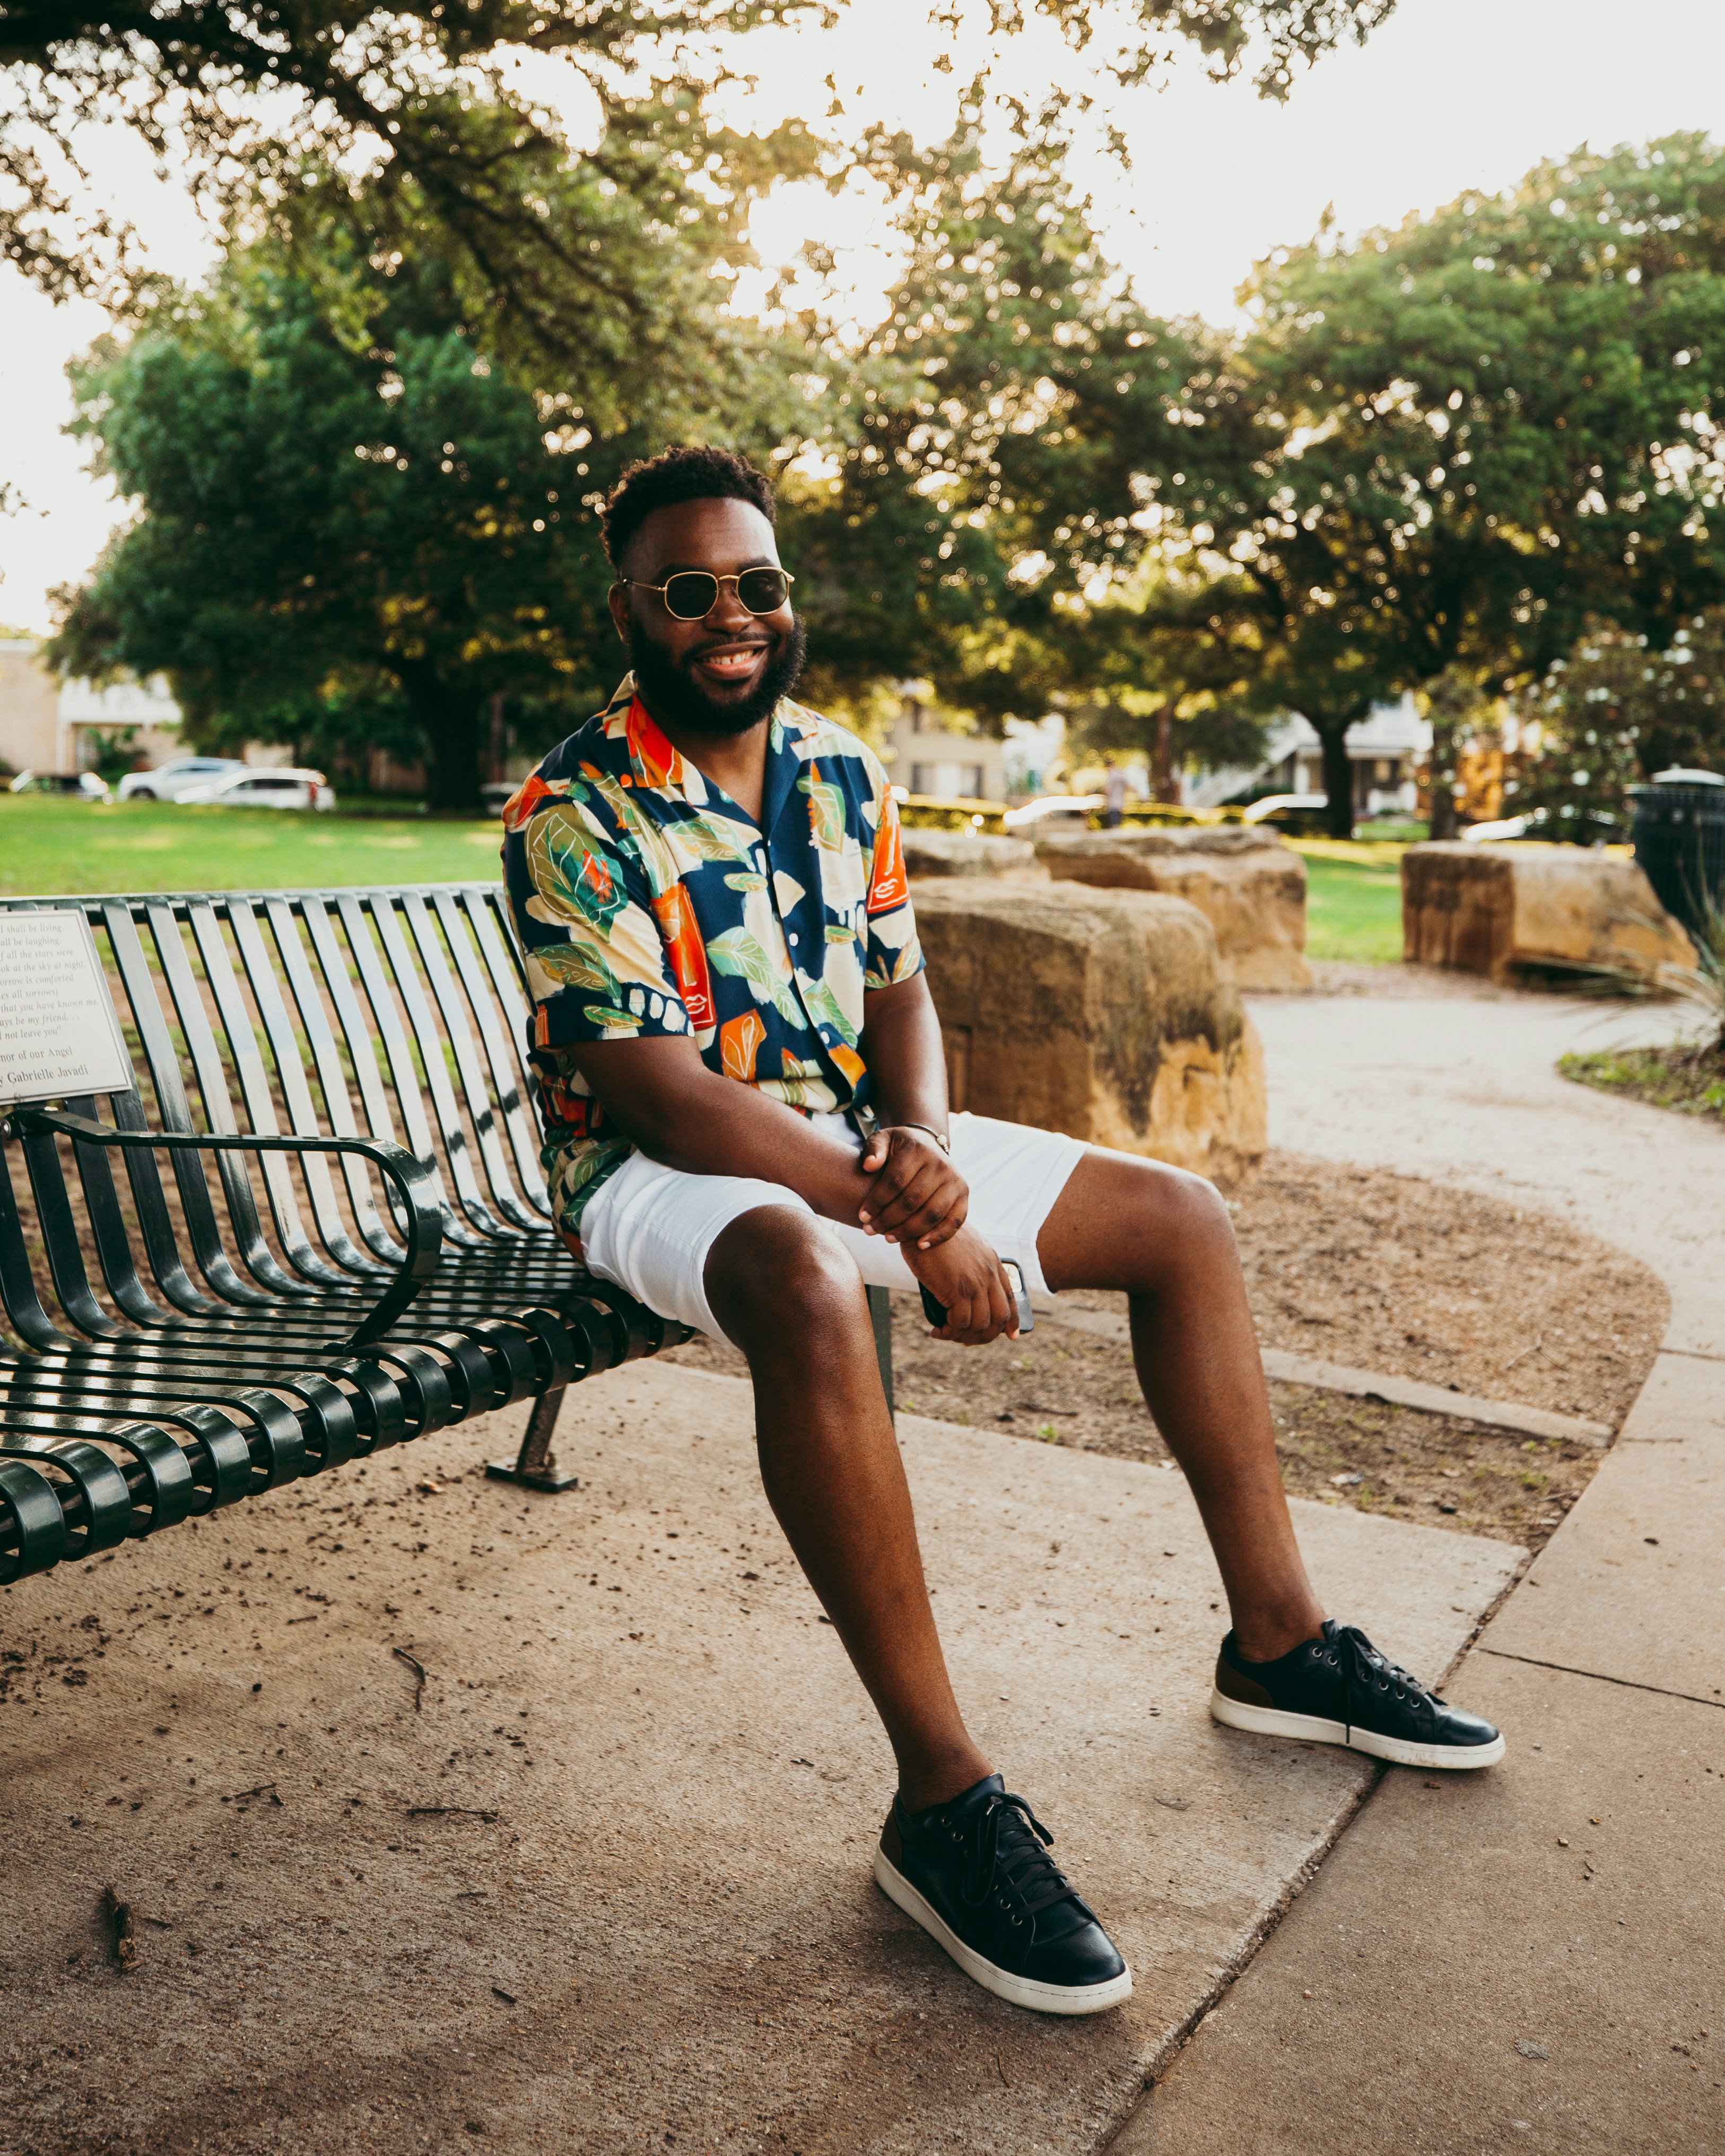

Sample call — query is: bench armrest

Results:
[11,1108,442,1348]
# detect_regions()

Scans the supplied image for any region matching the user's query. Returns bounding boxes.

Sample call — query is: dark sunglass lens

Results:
[737,568,790,614]
[662,572,720,619]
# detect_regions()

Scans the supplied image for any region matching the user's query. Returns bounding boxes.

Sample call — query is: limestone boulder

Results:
[901,828,1036,878]
[1401,842,1698,983]
[912,880,1266,1187]
[1036,828,1311,990]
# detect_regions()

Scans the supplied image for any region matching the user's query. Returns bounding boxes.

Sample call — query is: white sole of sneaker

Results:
[872,1849,1134,2015]
[1209,1688,1505,1769]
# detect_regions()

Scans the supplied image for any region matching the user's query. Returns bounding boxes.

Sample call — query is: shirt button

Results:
[788,933,799,946]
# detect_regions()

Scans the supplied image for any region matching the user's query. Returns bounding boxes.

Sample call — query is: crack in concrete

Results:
[1477,1646,1725,1712]
[1097,1765,1386,2152]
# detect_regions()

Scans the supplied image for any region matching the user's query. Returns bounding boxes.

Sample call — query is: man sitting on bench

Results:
[501,446,1504,2018]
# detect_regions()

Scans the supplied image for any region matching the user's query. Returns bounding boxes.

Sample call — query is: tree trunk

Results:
[1153,703,1179,802]
[1427,708,1459,840]
[399,662,482,812]
[1316,721,1355,840]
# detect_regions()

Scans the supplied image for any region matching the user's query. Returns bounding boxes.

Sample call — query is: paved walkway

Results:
[1126,992,1725,2154]
[6,988,1717,2153]
[1,1375,1515,2154]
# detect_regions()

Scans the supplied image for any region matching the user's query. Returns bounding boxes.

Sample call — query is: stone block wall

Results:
[1401,842,1696,982]
[1035,830,1310,990]
[911,881,1266,1188]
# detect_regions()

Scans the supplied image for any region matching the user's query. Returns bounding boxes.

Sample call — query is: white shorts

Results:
[576,1111,1087,1343]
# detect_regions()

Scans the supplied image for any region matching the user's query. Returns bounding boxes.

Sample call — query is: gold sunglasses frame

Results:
[617,569,796,620]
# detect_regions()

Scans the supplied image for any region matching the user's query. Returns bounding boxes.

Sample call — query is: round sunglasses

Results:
[619,566,795,622]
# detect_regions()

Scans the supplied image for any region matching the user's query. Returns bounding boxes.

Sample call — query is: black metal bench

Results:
[0,883,721,1586]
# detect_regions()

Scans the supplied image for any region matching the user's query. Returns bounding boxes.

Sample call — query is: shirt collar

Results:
[623,691,689,792]
[613,673,820,833]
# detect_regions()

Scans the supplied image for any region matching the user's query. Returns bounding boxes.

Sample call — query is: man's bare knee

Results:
[705,1204,866,1349]
[1044,1151,1239,1294]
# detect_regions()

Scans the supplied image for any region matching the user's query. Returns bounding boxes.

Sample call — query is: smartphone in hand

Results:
[919,1258,1034,1337]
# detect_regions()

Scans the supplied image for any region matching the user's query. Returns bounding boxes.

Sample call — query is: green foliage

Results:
[1558,1045,1725,1122]
[1014,0,1396,100]
[789,127,1725,826]
[2,0,1390,314]
[782,112,1212,734]
[1418,664,1499,840]
[80,726,142,783]
[1511,610,1725,823]
[50,261,631,807]
[0,0,813,334]
[1126,133,1725,830]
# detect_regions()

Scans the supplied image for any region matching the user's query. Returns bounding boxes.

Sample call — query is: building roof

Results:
[1268,694,1430,760]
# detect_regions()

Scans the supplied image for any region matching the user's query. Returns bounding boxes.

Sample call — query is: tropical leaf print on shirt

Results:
[707,925,804,1025]
[798,763,849,853]
[527,809,630,932]
[719,1008,767,1084]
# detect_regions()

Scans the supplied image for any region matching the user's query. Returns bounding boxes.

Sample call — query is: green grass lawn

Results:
[3,796,1416,966]
[1288,839,1406,964]
[0,795,504,895]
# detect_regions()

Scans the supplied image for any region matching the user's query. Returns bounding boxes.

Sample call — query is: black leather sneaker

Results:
[874,1774,1132,2015]
[1210,1619,1505,1769]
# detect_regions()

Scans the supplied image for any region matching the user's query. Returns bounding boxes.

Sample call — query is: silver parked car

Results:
[117,756,246,802]
[176,766,337,812]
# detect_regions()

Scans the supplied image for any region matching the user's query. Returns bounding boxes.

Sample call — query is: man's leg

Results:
[1034,1146,1503,1768]
[703,1204,991,1811]
[1036,1150,1326,1662]
[705,1200,1133,2014]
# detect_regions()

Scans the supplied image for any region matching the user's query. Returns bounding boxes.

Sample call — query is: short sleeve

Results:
[861,778,925,992]
[506,797,691,1048]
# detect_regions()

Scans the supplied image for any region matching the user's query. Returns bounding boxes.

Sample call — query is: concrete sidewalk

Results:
[1126,995,1725,2153]
[0,1363,1517,2155]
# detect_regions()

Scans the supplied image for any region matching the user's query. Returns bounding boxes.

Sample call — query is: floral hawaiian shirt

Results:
[501,673,924,1237]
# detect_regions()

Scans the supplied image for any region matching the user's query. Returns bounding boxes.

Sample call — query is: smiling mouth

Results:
[691,642,769,685]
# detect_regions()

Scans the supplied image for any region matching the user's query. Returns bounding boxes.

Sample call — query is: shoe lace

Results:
[955,1790,1078,1923]
[1332,1623,1438,1740]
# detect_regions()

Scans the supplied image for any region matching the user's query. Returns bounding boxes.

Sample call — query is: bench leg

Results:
[867,1284,895,1419]
[485,1383,580,1493]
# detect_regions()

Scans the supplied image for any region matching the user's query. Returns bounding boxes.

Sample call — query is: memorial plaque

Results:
[0,910,135,1106]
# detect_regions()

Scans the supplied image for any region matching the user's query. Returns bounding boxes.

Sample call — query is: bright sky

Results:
[3,0,1722,633]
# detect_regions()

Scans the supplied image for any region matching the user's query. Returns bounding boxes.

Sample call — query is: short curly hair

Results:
[600,446,776,573]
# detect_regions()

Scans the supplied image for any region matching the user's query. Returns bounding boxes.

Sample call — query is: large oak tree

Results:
[49,259,639,807]
[2,0,1394,316]
[1128,133,1725,831]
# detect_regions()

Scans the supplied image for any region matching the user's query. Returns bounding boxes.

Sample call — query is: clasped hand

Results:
[856,1125,1019,1345]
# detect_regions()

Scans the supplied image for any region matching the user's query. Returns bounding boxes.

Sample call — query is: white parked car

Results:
[8,769,111,800]
[177,766,336,812]
[1241,792,1329,827]
[1001,792,1105,831]
[117,756,245,803]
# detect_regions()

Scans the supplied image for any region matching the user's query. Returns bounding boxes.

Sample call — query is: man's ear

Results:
[606,581,631,644]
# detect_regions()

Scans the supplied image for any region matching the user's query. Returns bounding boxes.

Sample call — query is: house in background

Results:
[878,684,1006,803]
[0,638,185,774]
[1184,695,1430,818]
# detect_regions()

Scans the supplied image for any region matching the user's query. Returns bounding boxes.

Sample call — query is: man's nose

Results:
[704,578,757,632]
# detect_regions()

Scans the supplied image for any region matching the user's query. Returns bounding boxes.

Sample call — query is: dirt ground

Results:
[665,1151,1668,1556]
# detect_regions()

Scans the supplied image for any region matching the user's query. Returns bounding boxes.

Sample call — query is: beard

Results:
[628,613,807,738]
